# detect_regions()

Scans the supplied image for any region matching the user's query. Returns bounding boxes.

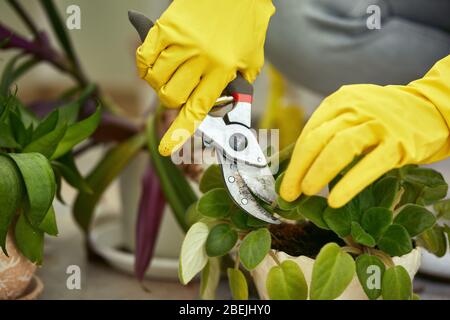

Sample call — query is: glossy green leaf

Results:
[275,172,284,194]
[185,201,202,227]
[23,123,67,158]
[239,228,271,270]
[179,222,209,285]
[51,106,101,159]
[52,153,92,194]
[230,208,249,230]
[418,225,447,257]
[323,206,352,237]
[9,111,29,147]
[434,199,450,221]
[404,167,448,204]
[14,213,44,264]
[0,121,20,149]
[32,109,59,140]
[310,243,355,300]
[58,84,96,126]
[38,205,58,236]
[381,266,412,300]
[197,188,233,219]
[266,260,308,300]
[0,155,23,254]
[361,207,393,241]
[199,165,224,193]
[373,176,400,208]
[73,133,146,232]
[9,153,55,227]
[355,254,385,300]
[200,258,221,300]
[377,224,412,257]
[206,223,238,257]
[296,195,329,229]
[227,268,248,300]
[351,222,376,247]
[394,204,436,237]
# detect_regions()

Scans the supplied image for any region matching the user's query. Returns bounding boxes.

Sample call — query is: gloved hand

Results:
[136,0,275,156]
[280,55,450,208]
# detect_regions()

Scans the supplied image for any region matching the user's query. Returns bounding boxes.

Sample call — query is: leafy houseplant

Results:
[0,88,100,298]
[1,0,198,283]
[179,152,450,300]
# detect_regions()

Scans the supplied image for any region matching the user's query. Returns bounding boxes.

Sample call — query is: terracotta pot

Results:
[0,231,37,300]
[252,248,421,300]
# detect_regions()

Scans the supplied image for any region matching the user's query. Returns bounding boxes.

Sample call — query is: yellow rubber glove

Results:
[136,0,275,156]
[281,55,450,208]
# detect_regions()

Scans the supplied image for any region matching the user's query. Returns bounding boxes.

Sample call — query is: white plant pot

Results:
[252,248,421,300]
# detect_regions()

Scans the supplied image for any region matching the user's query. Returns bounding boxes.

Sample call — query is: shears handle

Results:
[128,10,253,102]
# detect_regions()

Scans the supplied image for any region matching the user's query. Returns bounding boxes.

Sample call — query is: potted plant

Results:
[178,150,450,300]
[0,0,199,283]
[0,88,100,299]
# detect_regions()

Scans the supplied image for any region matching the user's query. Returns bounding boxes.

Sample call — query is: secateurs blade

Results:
[128,10,280,224]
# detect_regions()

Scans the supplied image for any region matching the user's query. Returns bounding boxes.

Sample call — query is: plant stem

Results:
[341,246,362,255]
[269,250,281,265]
[367,248,395,268]
[7,0,41,39]
[269,142,295,165]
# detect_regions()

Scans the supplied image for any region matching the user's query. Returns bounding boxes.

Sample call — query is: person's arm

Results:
[280,55,450,208]
[136,0,275,156]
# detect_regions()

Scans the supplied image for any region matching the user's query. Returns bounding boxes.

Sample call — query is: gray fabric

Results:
[265,0,450,96]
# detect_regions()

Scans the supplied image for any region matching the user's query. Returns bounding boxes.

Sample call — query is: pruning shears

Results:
[129,10,280,224]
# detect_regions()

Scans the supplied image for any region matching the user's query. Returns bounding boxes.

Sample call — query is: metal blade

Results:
[219,153,280,224]
[237,163,277,205]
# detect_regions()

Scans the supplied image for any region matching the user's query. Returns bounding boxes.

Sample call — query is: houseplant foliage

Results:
[179,150,450,300]
[0,88,100,263]
[1,0,197,277]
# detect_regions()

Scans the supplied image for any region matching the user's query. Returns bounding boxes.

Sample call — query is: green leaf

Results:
[197,188,233,219]
[199,165,224,193]
[8,153,55,227]
[51,106,101,159]
[418,225,447,257]
[323,206,352,237]
[0,121,21,149]
[377,224,412,257]
[206,224,238,257]
[0,155,23,254]
[310,243,355,300]
[185,201,202,227]
[351,222,376,247]
[32,109,59,140]
[39,0,77,63]
[275,172,284,194]
[393,204,436,237]
[266,260,308,300]
[373,176,400,208]
[58,84,96,125]
[23,123,67,158]
[73,133,146,232]
[9,111,29,147]
[146,114,196,232]
[355,254,385,300]
[404,167,448,204]
[361,207,393,241]
[200,258,221,300]
[434,199,450,221]
[239,228,271,270]
[179,222,209,285]
[230,208,249,230]
[381,266,412,300]
[38,205,58,236]
[14,213,44,264]
[52,153,92,194]
[296,195,329,229]
[227,268,248,300]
